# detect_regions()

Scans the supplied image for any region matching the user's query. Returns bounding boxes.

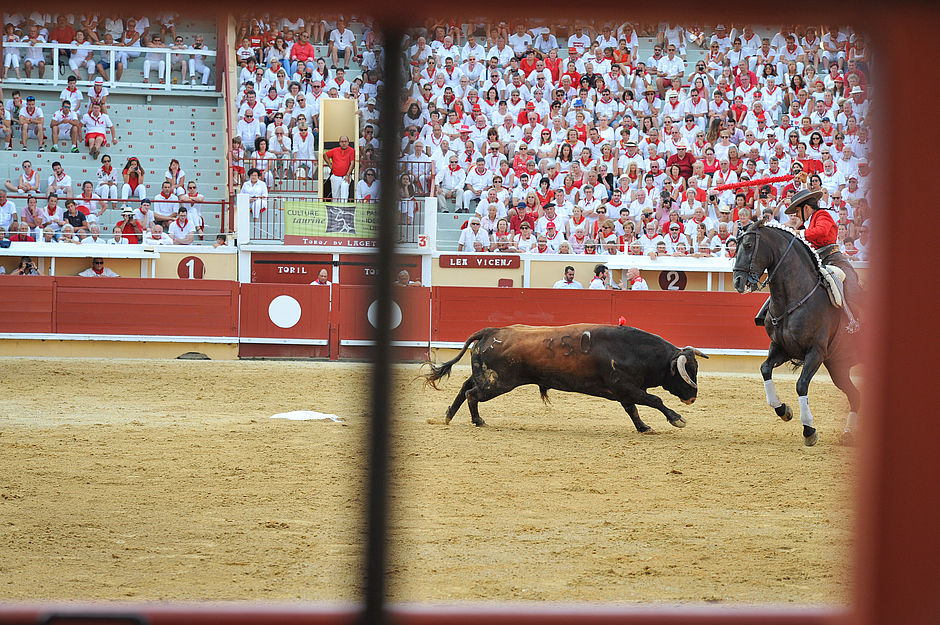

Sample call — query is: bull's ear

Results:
[671,353,678,374]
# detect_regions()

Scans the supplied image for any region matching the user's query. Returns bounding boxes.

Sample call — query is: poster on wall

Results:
[283,200,378,247]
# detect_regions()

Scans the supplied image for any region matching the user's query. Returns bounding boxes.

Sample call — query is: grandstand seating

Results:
[2,18,227,237]
[435,31,715,251]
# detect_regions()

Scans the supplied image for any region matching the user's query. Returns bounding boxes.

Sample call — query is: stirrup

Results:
[845,320,860,334]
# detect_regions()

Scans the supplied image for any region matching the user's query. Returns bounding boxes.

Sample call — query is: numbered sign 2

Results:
[178,256,205,279]
[658,270,687,291]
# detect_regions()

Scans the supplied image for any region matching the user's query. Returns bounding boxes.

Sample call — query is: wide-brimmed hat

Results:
[784,189,824,215]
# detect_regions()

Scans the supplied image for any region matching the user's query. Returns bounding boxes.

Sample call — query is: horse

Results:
[731,219,861,446]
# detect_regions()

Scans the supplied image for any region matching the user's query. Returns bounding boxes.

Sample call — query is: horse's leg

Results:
[796,347,826,446]
[825,359,861,444]
[761,341,793,422]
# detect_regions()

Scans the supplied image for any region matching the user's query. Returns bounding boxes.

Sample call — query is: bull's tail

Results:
[423,329,489,390]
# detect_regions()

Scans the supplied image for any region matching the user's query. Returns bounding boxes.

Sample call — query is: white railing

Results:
[1,41,217,92]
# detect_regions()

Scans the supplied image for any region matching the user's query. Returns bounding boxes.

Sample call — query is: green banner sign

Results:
[283,200,379,246]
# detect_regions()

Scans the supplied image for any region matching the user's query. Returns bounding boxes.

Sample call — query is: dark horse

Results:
[732,220,861,446]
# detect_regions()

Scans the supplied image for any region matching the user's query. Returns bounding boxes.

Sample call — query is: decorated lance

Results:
[714,174,794,193]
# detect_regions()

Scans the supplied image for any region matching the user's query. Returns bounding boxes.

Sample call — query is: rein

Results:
[740,226,822,325]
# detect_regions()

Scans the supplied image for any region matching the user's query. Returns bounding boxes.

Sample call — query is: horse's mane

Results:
[754,220,826,277]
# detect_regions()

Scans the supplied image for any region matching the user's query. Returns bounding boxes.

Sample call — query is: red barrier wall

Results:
[54,278,239,337]
[0,280,771,355]
[338,285,431,349]
[239,283,330,341]
[238,283,332,358]
[432,287,770,350]
[0,277,55,333]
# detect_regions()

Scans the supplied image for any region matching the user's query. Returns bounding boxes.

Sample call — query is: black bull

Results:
[424,324,708,432]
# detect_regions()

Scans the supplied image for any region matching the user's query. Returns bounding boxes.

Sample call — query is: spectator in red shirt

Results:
[323,136,355,201]
[50,16,76,44]
[117,205,144,244]
[290,32,317,74]
[666,143,696,180]
[9,223,36,242]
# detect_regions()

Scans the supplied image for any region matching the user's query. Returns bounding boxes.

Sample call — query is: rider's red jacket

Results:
[802,209,838,249]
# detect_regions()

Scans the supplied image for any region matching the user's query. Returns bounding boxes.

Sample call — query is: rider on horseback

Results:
[785,188,862,333]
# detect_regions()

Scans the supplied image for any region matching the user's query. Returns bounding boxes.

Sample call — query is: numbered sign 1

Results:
[178,256,205,279]
[658,270,687,291]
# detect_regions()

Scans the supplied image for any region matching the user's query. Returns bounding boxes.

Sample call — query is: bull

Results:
[424,323,708,432]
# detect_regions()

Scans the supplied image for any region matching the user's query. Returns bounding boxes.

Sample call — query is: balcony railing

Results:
[1,41,217,92]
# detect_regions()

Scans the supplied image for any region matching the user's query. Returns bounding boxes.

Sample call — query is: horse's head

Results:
[732,218,772,293]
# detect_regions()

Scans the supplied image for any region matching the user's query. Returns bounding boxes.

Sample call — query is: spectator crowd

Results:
[232,13,384,199]
[0,156,216,246]
[0,14,223,249]
[394,20,872,261]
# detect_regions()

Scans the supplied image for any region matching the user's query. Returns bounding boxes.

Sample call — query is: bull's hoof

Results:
[669,416,687,429]
[471,419,486,427]
[803,425,818,447]
[776,403,793,422]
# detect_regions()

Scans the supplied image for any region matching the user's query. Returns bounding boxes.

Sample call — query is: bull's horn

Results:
[683,346,710,359]
[677,353,697,388]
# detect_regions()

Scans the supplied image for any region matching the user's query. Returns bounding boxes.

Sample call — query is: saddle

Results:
[816,244,844,309]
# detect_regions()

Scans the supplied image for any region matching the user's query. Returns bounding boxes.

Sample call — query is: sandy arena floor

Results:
[0,358,854,604]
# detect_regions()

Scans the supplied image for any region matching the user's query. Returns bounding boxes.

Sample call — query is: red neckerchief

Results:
[93,266,104,275]
[47,205,57,215]
[176,217,188,229]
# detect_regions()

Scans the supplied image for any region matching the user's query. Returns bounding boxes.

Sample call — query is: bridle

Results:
[738,224,794,292]
[738,224,821,325]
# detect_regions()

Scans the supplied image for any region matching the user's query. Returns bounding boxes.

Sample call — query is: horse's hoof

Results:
[803,426,818,447]
[472,420,486,427]
[640,428,659,435]
[776,403,793,422]
[840,430,856,447]
[669,416,687,429]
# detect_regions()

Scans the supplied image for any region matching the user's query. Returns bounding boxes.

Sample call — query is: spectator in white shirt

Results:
[329,20,357,70]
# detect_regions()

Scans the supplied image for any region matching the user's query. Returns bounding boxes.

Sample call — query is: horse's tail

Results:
[423,329,489,389]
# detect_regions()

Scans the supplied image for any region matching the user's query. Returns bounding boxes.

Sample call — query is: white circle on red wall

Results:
[268,295,302,329]
[367,300,402,330]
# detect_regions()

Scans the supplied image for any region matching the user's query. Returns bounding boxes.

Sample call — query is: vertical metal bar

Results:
[361,22,403,625]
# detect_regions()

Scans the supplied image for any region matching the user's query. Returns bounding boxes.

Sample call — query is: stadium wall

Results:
[0,279,770,369]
